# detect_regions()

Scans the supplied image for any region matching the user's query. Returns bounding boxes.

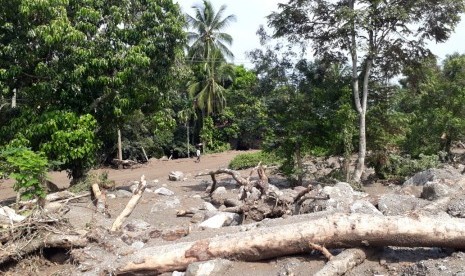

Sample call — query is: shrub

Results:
[369,152,439,180]
[0,145,49,200]
[229,151,280,170]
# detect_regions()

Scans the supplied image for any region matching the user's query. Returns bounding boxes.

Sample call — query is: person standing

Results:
[195,143,202,162]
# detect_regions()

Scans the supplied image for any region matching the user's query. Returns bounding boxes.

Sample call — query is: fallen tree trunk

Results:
[111,175,147,232]
[115,213,465,274]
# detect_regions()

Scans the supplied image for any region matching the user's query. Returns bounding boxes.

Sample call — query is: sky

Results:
[176,0,465,67]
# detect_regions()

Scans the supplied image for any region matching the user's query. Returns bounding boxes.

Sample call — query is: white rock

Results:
[169,171,184,181]
[203,202,218,212]
[199,212,240,229]
[131,241,145,250]
[155,187,175,196]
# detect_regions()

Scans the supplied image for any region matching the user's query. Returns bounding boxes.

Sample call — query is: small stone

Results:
[186,259,233,276]
[131,241,144,250]
[203,202,218,212]
[172,271,186,276]
[107,193,116,199]
[438,265,447,271]
[114,189,133,198]
[154,187,175,196]
[191,212,206,223]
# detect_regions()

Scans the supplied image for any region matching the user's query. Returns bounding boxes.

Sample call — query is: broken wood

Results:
[111,175,147,232]
[115,213,465,274]
[0,232,87,265]
[314,248,372,276]
[92,183,106,214]
[309,242,334,260]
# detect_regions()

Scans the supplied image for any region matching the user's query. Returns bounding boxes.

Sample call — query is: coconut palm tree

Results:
[186,0,236,62]
[186,0,236,116]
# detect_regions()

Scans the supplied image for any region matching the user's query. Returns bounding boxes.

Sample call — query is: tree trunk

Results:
[187,123,190,158]
[295,142,304,186]
[353,57,373,182]
[11,88,17,108]
[115,213,465,274]
[117,128,123,164]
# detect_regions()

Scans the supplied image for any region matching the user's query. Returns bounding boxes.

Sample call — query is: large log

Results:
[115,213,465,274]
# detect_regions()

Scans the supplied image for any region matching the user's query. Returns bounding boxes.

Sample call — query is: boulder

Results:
[378,194,429,215]
[447,195,465,218]
[420,181,453,200]
[211,187,227,205]
[169,171,184,181]
[403,166,463,186]
[350,200,383,216]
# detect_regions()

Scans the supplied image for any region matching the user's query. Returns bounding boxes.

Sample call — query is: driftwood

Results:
[0,232,87,265]
[315,248,373,276]
[92,183,106,214]
[111,175,147,232]
[115,213,465,274]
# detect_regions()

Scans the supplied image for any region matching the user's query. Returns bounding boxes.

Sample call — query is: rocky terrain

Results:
[1,150,465,275]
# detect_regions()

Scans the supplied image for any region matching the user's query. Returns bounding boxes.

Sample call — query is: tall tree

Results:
[0,0,186,181]
[186,0,236,61]
[186,0,236,116]
[268,0,465,182]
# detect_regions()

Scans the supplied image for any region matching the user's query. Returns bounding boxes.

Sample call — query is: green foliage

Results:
[1,0,186,163]
[2,110,100,182]
[403,54,465,157]
[0,145,48,200]
[369,152,439,180]
[228,151,280,170]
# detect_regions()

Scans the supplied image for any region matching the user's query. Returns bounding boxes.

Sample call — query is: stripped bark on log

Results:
[111,175,147,232]
[114,213,465,274]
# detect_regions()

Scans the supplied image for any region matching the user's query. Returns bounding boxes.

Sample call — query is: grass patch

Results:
[229,151,281,170]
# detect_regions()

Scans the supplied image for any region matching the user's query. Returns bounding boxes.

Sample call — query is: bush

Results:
[0,145,48,200]
[369,152,439,180]
[229,151,280,170]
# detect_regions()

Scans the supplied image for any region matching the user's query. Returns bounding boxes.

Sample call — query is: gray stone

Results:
[124,219,151,232]
[447,195,465,218]
[186,258,233,276]
[190,212,206,223]
[403,167,463,186]
[154,187,175,196]
[350,200,383,216]
[378,194,429,215]
[172,271,186,276]
[115,189,133,198]
[169,171,184,181]
[211,187,227,205]
[421,181,452,200]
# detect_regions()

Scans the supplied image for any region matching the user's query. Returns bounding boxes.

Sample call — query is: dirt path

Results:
[0,150,251,202]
